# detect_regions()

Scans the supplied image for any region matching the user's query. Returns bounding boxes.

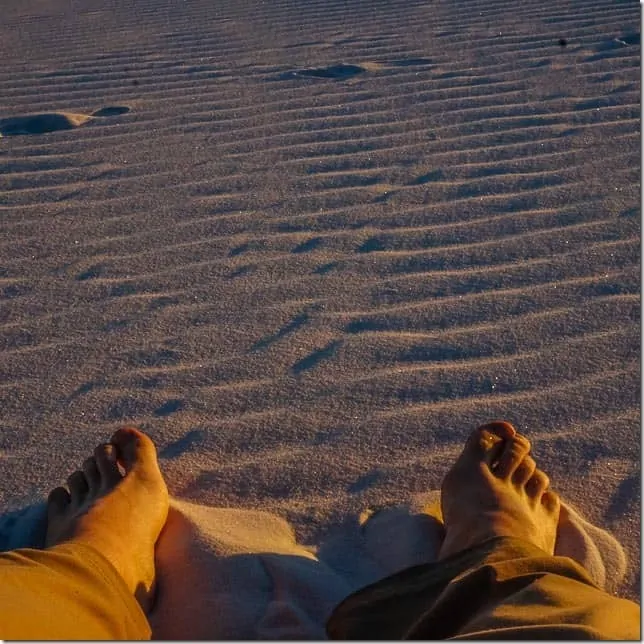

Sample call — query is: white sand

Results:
[0,0,639,606]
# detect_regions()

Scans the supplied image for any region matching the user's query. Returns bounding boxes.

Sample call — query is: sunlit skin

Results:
[45,427,169,613]
[439,420,560,560]
[43,421,559,612]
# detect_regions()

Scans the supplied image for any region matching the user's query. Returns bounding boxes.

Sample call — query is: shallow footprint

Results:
[0,112,92,136]
[92,105,130,117]
[0,105,130,136]
[282,63,365,80]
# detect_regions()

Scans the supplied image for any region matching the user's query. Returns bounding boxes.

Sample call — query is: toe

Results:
[492,433,531,479]
[542,489,561,516]
[477,421,517,468]
[478,420,517,441]
[462,420,517,464]
[47,486,71,519]
[526,469,550,499]
[94,443,122,488]
[82,457,101,494]
[67,471,89,506]
[110,426,160,480]
[512,455,537,486]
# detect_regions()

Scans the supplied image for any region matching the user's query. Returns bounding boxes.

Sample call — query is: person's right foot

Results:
[438,420,560,560]
[45,427,169,613]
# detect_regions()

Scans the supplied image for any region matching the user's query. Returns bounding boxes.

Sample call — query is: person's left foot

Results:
[45,427,169,613]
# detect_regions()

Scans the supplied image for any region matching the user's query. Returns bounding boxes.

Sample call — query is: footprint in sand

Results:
[91,106,130,117]
[281,57,432,81]
[612,32,640,47]
[584,32,640,60]
[0,105,130,136]
[281,63,366,80]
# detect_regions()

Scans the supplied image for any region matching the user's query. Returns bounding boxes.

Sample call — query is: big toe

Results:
[110,426,162,482]
[46,487,71,546]
[47,486,71,520]
[460,420,517,467]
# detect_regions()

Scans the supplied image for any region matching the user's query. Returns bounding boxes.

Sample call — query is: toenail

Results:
[480,430,494,447]
[96,443,116,461]
[479,420,516,440]
[479,427,504,448]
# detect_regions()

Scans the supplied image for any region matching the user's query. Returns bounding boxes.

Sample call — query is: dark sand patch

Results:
[282,63,366,80]
[0,112,91,136]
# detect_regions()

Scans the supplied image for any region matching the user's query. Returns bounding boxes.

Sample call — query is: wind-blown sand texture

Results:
[0,0,640,610]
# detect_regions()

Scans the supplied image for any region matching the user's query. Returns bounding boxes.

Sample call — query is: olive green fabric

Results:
[327,536,640,640]
[0,542,150,640]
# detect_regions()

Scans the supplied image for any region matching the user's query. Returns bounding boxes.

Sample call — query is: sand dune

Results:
[0,0,640,605]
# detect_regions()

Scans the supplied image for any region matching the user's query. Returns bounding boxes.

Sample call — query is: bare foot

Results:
[46,427,169,613]
[438,420,560,560]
